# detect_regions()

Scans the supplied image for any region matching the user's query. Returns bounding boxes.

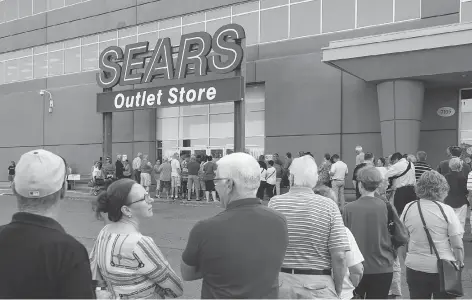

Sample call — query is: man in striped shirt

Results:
[414,151,432,181]
[269,155,350,299]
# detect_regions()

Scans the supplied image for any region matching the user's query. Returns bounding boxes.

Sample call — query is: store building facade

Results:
[0,0,469,187]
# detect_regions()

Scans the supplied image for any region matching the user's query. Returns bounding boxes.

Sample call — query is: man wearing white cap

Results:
[0,149,95,298]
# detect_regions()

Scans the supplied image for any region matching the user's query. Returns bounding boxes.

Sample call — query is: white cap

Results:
[14,149,66,198]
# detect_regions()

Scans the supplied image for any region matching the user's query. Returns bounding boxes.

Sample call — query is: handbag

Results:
[416,200,464,297]
[385,200,409,250]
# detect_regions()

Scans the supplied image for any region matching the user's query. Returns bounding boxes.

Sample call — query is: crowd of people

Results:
[0,146,469,299]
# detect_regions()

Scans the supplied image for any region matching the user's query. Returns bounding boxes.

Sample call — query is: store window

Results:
[290,0,321,38]
[18,57,33,81]
[462,0,472,23]
[19,0,32,18]
[4,59,18,83]
[260,6,288,43]
[357,0,393,28]
[395,0,420,21]
[157,85,265,159]
[0,62,4,85]
[33,53,48,79]
[322,0,356,33]
[460,89,472,145]
[5,0,18,22]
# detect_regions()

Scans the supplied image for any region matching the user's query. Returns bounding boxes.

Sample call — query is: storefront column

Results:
[149,108,157,163]
[377,80,424,157]
[103,112,112,160]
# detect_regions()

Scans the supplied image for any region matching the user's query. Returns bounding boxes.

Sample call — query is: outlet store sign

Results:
[96,24,246,113]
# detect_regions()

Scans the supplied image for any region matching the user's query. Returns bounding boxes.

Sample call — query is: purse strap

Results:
[416,200,448,259]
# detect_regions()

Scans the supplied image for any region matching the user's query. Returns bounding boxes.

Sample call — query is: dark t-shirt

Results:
[203,161,218,181]
[444,172,469,208]
[0,213,95,298]
[438,158,471,177]
[182,198,288,299]
[187,161,200,176]
[8,166,15,175]
[353,163,367,199]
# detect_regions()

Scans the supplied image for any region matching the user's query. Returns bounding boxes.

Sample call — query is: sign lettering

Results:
[96,24,246,89]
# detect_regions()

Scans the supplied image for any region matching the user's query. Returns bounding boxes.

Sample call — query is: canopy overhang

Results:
[322,22,472,84]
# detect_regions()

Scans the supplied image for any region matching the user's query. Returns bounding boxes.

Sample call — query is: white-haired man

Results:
[355,146,364,166]
[269,155,350,299]
[180,153,288,298]
[0,150,95,298]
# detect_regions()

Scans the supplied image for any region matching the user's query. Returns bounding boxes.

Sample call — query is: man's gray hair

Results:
[289,155,319,189]
[14,187,61,213]
[216,153,260,193]
[416,151,427,162]
[407,154,417,163]
[449,157,463,172]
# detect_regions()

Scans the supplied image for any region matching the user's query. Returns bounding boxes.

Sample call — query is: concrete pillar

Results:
[377,80,424,157]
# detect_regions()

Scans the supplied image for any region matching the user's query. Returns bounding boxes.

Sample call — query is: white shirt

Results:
[401,200,463,273]
[339,227,364,300]
[385,158,416,189]
[377,166,388,179]
[132,157,141,170]
[260,168,267,182]
[171,159,181,177]
[266,167,277,185]
[330,161,348,180]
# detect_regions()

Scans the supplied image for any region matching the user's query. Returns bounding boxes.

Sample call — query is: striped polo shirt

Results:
[414,161,432,181]
[268,187,350,270]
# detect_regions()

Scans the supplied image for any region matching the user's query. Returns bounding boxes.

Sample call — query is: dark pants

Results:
[355,272,393,299]
[393,185,417,215]
[134,170,141,184]
[266,183,275,199]
[257,181,266,200]
[406,267,455,299]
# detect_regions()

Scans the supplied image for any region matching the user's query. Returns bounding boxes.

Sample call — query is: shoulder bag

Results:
[385,200,409,250]
[417,200,464,297]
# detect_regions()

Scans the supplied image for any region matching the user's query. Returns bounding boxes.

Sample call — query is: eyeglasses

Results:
[128,194,153,205]
[213,178,229,183]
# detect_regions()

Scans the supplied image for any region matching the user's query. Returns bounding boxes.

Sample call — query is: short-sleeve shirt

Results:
[203,161,217,181]
[182,198,288,299]
[401,200,463,273]
[171,159,181,177]
[187,161,200,176]
[330,161,348,181]
[343,196,395,274]
[268,187,350,270]
[0,213,95,298]
[158,163,172,181]
[8,166,14,175]
[341,227,364,300]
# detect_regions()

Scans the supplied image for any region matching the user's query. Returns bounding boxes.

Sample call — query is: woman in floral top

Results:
[318,153,332,187]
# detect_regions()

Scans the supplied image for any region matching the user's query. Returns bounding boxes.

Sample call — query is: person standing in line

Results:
[314,185,365,300]
[269,155,350,298]
[318,153,333,188]
[414,151,432,182]
[352,152,374,200]
[152,159,161,198]
[180,153,288,298]
[0,150,95,298]
[343,166,408,299]
[115,154,124,180]
[444,158,469,232]
[266,160,277,200]
[273,153,284,195]
[198,155,207,200]
[158,158,172,199]
[282,152,293,188]
[132,152,143,184]
[123,159,132,178]
[401,171,464,299]
[257,160,267,200]
[330,154,349,209]
[181,155,189,200]
[170,153,181,201]
[203,156,218,202]
[355,146,365,166]
[140,155,153,193]
[187,156,201,201]
[7,161,15,188]
[91,179,184,299]
[385,152,417,216]
[438,146,471,177]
